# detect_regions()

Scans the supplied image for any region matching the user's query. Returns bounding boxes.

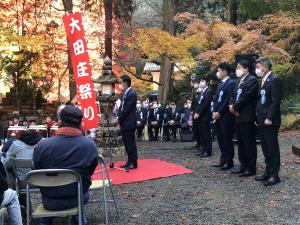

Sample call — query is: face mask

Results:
[216,72,222,80]
[256,68,264,77]
[193,83,199,89]
[187,103,191,108]
[184,105,188,109]
[171,105,176,109]
[236,69,244,78]
[199,81,207,88]
[153,104,158,109]
[137,103,141,108]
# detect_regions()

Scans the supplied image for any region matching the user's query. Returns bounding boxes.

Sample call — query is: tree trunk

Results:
[228,0,238,25]
[104,0,113,59]
[158,0,176,103]
[114,0,133,23]
[62,0,76,101]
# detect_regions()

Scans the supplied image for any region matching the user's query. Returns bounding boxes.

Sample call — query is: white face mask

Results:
[256,68,264,77]
[136,103,141,108]
[193,83,199,89]
[187,103,191,108]
[199,81,207,88]
[216,71,222,80]
[197,87,203,93]
[153,104,158,109]
[236,69,244,78]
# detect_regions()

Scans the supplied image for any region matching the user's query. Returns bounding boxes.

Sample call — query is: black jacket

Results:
[166,107,181,123]
[148,107,164,126]
[231,75,259,123]
[118,88,138,130]
[136,107,147,125]
[0,161,8,205]
[256,73,282,126]
[213,78,235,120]
[196,88,213,122]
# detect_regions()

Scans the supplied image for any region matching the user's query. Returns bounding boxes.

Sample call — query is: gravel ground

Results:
[11,131,300,225]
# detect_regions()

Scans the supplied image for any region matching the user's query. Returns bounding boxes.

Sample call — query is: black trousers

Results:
[136,124,145,139]
[258,125,280,177]
[121,129,138,162]
[163,123,179,140]
[236,122,257,172]
[148,124,160,140]
[199,121,212,153]
[193,119,201,146]
[215,117,234,164]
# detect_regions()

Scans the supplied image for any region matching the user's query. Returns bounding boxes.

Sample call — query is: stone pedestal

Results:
[93,57,125,157]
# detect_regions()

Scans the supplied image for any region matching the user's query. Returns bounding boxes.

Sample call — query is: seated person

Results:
[163,101,181,142]
[0,161,23,225]
[1,130,42,184]
[147,101,163,141]
[181,99,193,131]
[135,100,147,141]
[1,133,16,154]
[33,105,98,225]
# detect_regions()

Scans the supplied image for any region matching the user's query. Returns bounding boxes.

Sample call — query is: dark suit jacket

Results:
[166,107,181,123]
[192,90,201,113]
[148,107,164,126]
[256,73,282,126]
[136,107,147,125]
[196,88,213,122]
[118,88,137,130]
[231,75,259,123]
[213,78,235,119]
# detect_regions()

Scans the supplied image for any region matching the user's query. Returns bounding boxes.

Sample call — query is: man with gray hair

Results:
[255,57,282,186]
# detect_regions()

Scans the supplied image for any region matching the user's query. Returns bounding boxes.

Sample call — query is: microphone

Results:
[105,92,115,101]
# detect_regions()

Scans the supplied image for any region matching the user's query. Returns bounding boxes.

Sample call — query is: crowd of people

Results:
[0,56,283,225]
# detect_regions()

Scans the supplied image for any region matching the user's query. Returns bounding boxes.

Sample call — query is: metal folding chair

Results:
[90,154,119,224]
[25,169,84,225]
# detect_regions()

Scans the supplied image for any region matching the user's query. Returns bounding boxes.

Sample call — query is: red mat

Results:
[92,159,193,185]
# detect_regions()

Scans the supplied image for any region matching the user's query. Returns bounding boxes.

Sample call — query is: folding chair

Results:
[25,169,84,225]
[10,159,37,195]
[90,154,119,224]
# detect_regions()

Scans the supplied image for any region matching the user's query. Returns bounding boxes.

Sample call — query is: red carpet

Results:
[92,159,193,185]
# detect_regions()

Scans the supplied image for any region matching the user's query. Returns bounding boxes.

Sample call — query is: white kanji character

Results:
[73,39,85,55]
[77,62,89,77]
[84,106,95,121]
[79,84,92,100]
[69,17,81,34]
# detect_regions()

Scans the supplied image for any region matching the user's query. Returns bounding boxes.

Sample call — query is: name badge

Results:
[218,91,224,103]
[236,89,242,102]
[260,89,266,105]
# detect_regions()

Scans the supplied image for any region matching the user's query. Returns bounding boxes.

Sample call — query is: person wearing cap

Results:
[33,105,98,225]
[118,74,138,170]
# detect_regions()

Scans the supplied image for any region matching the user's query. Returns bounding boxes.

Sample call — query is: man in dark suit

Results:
[190,79,203,151]
[194,76,213,157]
[164,101,181,142]
[229,60,259,177]
[255,57,282,186]
[147,100,163,141]
[182,99,193,131]
[212,62,235,170]
[118,75,138,170]
[135,100,147,141]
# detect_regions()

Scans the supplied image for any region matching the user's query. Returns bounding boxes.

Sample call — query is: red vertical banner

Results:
[62,12,99,130]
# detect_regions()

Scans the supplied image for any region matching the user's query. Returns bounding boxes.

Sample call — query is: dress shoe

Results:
[125,162,138,170]
[212,162,225,167]
[231,168,245,174]
[255,174,269,181]
[196,151,204,156]
[190,144,200,150]
[221,163,234,171]
[239,170,256,177]
[200,152,212,158]
[263,176,280,186]
[120,161,130,168]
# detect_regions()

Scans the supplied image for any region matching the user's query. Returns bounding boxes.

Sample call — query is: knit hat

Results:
[59,105,83,127]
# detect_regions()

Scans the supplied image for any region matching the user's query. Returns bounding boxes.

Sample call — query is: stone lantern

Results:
[93,56,125,157]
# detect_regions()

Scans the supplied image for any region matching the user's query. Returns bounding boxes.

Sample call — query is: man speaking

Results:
[118,74,138,170]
